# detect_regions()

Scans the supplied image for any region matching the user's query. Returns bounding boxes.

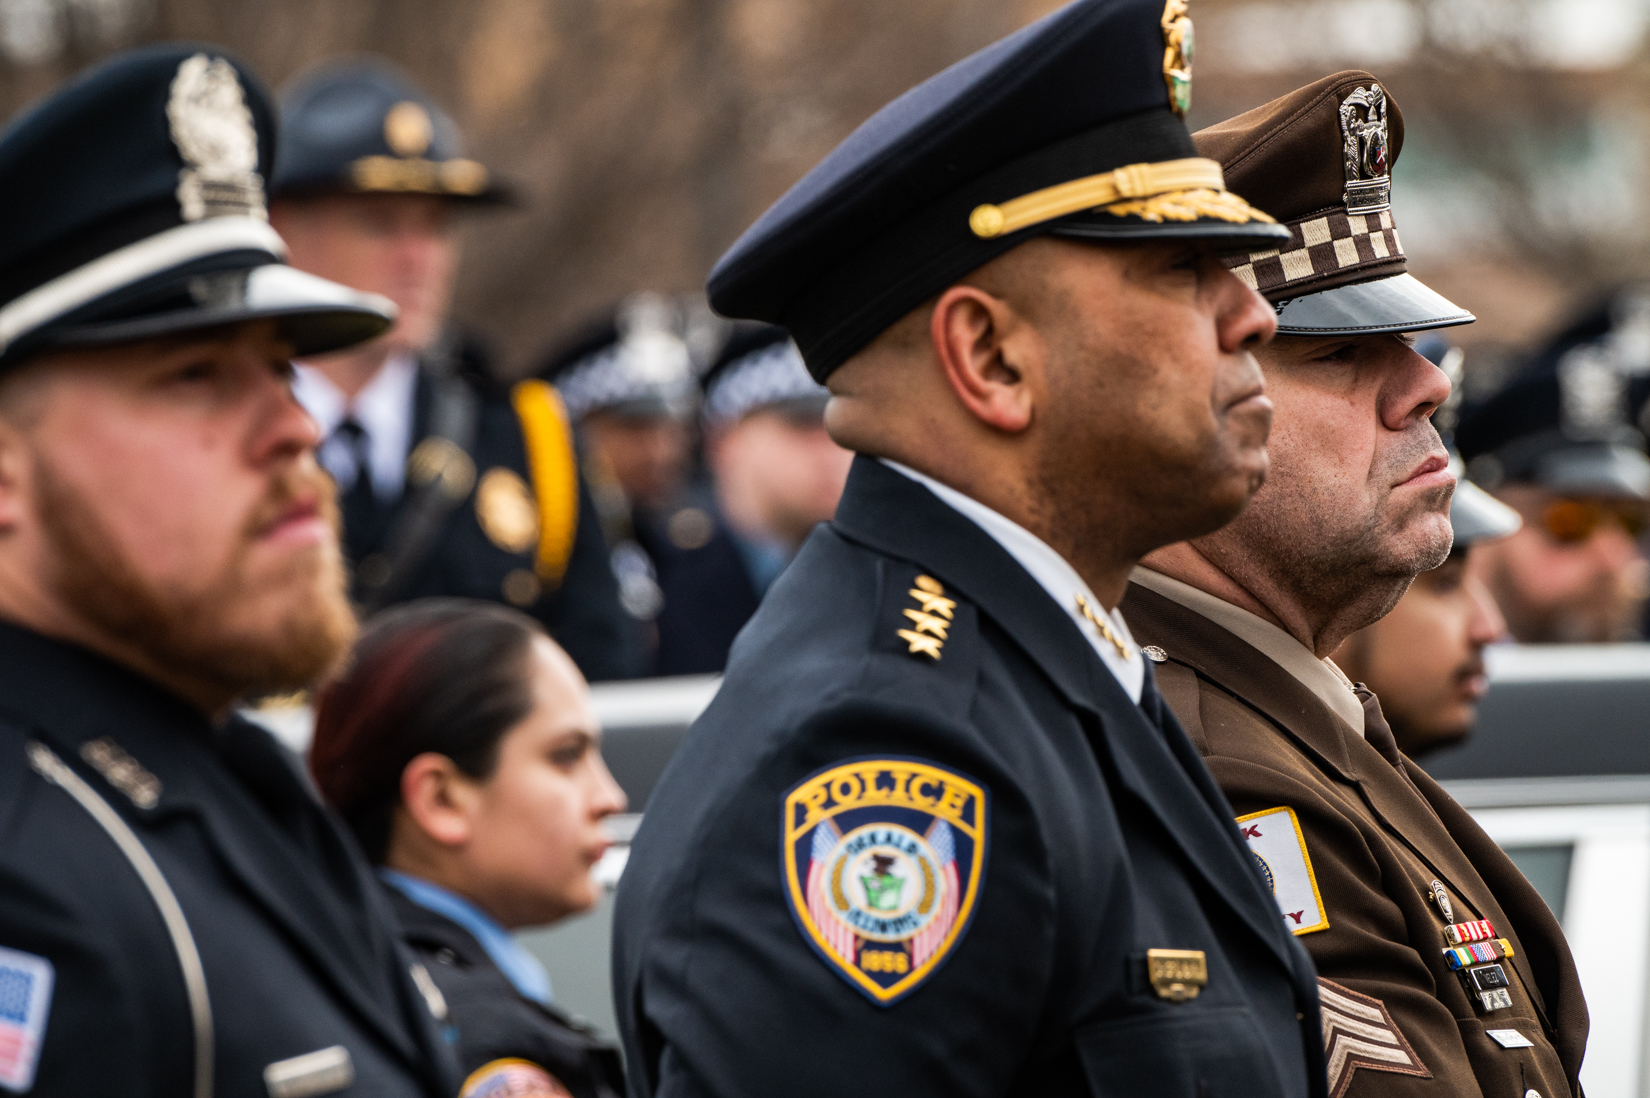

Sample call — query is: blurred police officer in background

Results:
[616,1,1329,1095]
[1334,337,1523,759]
[1123,72,1587,1097]
[543,295,698,662]
[310,600,626,1098]
[637,323,850,675]
[269,57,645,680]
[0,44,454,1097]
[1456,298,1650,644]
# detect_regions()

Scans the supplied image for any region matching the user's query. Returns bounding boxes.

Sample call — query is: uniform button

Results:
[1526,1091,1542,1098]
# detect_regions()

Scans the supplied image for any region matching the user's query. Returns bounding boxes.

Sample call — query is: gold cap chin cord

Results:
[968,157,1273,239]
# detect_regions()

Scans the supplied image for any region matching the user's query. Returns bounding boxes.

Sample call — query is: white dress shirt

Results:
[881,459,1143,703]
[293,352,419,499]
[1131,565,1365,736]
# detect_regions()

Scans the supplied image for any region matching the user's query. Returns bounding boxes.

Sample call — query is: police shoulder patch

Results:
[1237,806,1329,935]
[782,758,987,1006]
[0,944,54,1093]
[459,1058,571,1098]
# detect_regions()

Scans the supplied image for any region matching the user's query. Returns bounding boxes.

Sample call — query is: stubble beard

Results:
[1207,423,1454,634]
[35,457,358,704]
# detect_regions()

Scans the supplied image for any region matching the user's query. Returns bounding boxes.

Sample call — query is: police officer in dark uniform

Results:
[307,600,627,1098]
[270,58,645,681]
[638,323,844,674]
[1455,309,1650,643]
[542,295,699,662]
[0,44,455,1097]
[613,1,1328,1095]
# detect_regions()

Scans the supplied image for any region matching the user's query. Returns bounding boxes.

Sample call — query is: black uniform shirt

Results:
[613,457,1327,1098]
[385,888,624,1098]
[0,623,457,1097]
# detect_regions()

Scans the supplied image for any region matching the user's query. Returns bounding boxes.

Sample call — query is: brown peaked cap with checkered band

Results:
[1193,70,1472,335]
[1196,70,1404,300]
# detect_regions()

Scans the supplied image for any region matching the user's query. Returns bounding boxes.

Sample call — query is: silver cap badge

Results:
[166,53,267,222]
[1339,84,1391,214]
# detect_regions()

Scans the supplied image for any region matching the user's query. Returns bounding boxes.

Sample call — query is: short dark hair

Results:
[310,598,544,863]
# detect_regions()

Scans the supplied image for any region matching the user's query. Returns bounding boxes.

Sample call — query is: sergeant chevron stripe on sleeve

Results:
[1318,978,1432,1098]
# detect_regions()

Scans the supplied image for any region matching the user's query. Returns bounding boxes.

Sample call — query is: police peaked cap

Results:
[0,43,395,371]
[543,297,697,421]
[700,323,827,425]
[707,0,1292,383]
[1194,71,1473,336]
[273,57,511,204]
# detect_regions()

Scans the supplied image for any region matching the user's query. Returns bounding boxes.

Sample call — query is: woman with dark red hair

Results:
[311,599,627,1098]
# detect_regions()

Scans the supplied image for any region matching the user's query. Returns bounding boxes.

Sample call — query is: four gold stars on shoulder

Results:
[898,575,955,659]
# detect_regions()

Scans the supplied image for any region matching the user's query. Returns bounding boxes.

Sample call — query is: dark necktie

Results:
[331,418,386,559]
[1353,684,1406,768]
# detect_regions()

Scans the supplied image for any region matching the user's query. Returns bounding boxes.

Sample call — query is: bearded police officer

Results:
[1121,72,1588,1097]
[613,2,1329,1096]
[0,45,456,1097]
[270,59,645,681]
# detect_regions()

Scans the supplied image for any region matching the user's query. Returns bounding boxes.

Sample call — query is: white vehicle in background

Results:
[253,645,1650,1094]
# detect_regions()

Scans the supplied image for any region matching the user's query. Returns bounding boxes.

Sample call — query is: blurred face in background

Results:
[1469,484,1649,643]
[391,635,627,927]
[707,403,853,549]
[581,410,692,511]
[1334,547,1506,757]
[271,193,458,356]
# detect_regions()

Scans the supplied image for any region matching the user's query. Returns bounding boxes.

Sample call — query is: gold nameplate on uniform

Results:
[1147,949,1208,1002]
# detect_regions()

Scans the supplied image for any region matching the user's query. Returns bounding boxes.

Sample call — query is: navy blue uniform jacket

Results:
[613,458,1327,1098]
[0,624,456,1097]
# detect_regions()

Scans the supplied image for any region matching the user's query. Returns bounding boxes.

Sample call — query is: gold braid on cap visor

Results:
[968,157,1273,238]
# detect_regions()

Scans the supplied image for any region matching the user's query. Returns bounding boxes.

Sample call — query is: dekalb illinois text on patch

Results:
[782,758,987,1005]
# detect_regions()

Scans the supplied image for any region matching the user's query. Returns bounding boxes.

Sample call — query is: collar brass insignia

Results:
[1161,0,1193,117]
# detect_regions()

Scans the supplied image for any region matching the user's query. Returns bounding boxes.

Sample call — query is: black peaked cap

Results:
[0,42,395,369]
[707,0,1289,382]
[273,56,511,204]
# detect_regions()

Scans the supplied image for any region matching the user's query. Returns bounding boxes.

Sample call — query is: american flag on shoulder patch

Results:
[0,945,54,1093]
[1318,978,1430,1098]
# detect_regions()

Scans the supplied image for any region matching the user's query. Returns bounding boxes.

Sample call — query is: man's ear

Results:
[399,752,477,849]
[930,283,1038,433]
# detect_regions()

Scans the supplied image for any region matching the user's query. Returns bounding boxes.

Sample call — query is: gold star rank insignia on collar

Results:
[1075,592,1132,661]
[898,575,954,659]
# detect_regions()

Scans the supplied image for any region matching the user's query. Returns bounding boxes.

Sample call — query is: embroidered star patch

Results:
[0,945,54,1093]
[782,758,987,1005]
[1237,806,1328,935]
[1318,979,1431,1098]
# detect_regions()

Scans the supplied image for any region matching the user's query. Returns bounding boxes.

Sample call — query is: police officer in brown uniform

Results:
[1120,72,1589,1098]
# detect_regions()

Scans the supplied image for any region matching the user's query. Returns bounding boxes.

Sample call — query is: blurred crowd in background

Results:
[9,0,1650,694]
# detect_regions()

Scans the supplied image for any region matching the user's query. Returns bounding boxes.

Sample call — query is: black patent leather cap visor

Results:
[41,263,396,359]
[1275,272,1474,335]
[1050,211,1292,254]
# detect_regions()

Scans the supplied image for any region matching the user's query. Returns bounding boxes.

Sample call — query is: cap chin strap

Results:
[0,216,286,354]
[968,157,1266,239]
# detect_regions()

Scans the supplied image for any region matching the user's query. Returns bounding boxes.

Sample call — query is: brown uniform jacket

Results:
[1122,581,1588,1098]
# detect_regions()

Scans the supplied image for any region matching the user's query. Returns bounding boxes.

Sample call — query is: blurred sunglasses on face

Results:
[1541,499,1649,544]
